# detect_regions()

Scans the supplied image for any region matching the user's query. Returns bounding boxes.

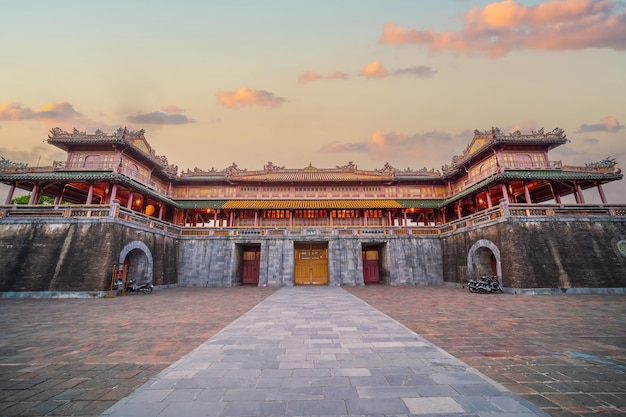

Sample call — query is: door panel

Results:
[294,243,328,285]
[242,250,260,284]
[362,247,380,284]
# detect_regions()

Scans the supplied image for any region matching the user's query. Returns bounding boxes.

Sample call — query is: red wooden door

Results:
[242,250,260,284]
[362,247,380,284]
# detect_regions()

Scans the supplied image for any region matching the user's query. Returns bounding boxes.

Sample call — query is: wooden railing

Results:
[1,203,625,237]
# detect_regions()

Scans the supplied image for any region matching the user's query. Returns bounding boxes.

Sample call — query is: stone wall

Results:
[176,235,443,287]
[3,215,624,294]
[441,218,626,288]
[0,219,178,292]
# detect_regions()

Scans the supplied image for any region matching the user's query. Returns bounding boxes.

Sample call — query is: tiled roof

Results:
[229,170,392,182]
[0,171,117,181]
[175,200,228,209]
[502,169,623,181]
[395,199,444,209]
[221,200,404,209]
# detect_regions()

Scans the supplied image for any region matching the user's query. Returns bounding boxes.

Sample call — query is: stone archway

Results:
[119,240,154,284]
[467,239,502,285]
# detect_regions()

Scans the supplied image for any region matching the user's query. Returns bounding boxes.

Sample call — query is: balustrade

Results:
[1,203,625,237]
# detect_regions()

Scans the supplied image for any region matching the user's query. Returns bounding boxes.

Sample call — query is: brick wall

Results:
[0,220,178,292]
[441,218,626,288]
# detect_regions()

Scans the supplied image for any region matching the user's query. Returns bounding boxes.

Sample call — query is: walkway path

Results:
[102,287,548,416]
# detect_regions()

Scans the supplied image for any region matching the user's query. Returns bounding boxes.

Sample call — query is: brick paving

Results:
[347,286,626,417]
[102,287,548,417]
[0,285,624,416]
[0,287,277,417]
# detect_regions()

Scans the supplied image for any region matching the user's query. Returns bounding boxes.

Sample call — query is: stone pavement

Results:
[0,285,624,416]
[102,287,548,417]
[347,286,626,417]
[0,287,277,417]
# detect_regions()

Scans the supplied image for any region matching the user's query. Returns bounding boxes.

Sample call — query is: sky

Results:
[1,0,626,203]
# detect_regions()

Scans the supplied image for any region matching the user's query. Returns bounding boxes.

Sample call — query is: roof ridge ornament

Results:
[223,162,246,177]
[585,156,618,171]
[336,161,357,171]
[0,155,28,168]
[264,161,285,171]
[376,162,397,176]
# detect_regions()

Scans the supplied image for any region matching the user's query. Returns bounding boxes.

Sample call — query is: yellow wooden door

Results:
[294,243,328,285]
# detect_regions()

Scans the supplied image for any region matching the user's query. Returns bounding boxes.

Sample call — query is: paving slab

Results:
[102,287,549,416]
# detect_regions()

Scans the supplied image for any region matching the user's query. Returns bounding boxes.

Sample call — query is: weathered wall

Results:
[177,235,443,287]
[0,220,178,292]
[442,218,626,288]
[387,237,443,285]
[3,216,624,293]
[177,238,233,287]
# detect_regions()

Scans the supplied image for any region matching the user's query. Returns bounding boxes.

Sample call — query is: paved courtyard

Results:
[347,286,626,417]
[0,285,624,416]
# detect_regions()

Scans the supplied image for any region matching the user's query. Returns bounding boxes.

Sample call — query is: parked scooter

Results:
[468,275,503,293]
[125,279,153,294]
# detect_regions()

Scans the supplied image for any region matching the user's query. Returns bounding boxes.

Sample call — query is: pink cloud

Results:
[360,61,389,78]
[380,0,626,57]
[216,88,286,109]
[298,70,323,83]
[577,116,623,133]
[0,102,82,121]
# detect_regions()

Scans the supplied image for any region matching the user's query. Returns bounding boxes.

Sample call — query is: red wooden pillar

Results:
[456,202,462,219]
[4,183,16,204]
[597,182,607,204]
[573,183,581,203]
[403,209,407,226]
[28,183,40,205]
[576,183,586,204]
[523,183,532,204]
[86,183,94,205]
[486,190,493,208]
[127,191,134,210]
[549,182,561,204]
[254,210,258,227]
[108,184,118,203]
[501,183,510,203]
[363,209,368,227]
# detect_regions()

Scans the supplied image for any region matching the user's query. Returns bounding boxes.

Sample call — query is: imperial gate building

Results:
[1,126,625,295]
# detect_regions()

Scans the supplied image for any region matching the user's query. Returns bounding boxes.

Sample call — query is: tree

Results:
[11,195,55,205]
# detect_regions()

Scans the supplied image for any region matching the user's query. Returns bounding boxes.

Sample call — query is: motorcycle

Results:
[124,279,153,294]
[468,275,503,293]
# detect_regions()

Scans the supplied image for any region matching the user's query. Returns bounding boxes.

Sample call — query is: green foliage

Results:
[11,195,55,205]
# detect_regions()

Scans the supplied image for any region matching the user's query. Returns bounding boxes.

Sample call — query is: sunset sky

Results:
[1,0,625,202]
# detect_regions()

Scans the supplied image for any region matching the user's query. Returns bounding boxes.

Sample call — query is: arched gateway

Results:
[118,241,154,284]
[467,239,502,285]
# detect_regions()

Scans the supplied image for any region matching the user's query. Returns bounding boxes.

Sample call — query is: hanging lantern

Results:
[145,204,155,216]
